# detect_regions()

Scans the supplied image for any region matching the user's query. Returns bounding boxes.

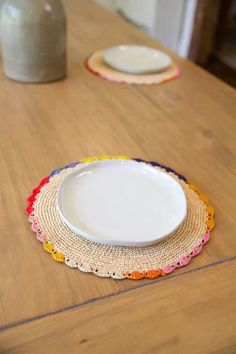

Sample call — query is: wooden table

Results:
[0,1,235,353]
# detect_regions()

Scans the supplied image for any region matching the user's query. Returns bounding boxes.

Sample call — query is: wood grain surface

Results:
[0,0,235,351]
[0,260,236,354]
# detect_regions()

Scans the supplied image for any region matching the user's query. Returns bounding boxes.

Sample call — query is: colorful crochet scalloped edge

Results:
[26,155,215,280]
[84,55,181,85]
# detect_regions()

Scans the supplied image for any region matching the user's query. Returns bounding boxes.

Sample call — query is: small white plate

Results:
[102,45,172,74]
[57,160,187,246]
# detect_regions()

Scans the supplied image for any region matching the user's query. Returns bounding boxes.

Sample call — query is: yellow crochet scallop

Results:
[188,183,199,193]
[43,241,54,253]
[189,183,210,205]
[206,206,214,216]
[43,241,65,262]
[80,157,97,163]
[199,194,209,204]
[116,155,130,160]
[52,251,65,263]
[81,155,130,163]
[98,155,113,160]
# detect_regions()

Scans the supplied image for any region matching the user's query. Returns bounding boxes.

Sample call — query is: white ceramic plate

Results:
[102,45,172,74]
[57,160,187,246]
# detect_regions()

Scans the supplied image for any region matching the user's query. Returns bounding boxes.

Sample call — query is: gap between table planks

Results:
[0,260,235,354]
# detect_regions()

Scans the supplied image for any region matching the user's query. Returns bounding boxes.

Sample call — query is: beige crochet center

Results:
[34,165,207,279]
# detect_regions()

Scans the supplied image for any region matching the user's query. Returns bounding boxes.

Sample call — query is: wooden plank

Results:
[0,0,235,328]
[0,260,236,354]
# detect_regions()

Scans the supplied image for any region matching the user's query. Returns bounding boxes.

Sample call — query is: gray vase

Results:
[1,0,67,83]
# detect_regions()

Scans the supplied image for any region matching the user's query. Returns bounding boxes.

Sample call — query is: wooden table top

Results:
[0,0,235,353]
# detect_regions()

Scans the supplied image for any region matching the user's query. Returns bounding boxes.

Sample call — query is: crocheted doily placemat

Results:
[85,51,181,85]
[26,156,215,280]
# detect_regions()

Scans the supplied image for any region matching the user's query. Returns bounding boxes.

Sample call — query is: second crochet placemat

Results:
[26,156,215,280]
[85,51,181,85]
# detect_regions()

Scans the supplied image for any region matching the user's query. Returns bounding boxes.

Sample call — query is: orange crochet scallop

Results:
[145,269,165,279]
[125,269,165,280]
[126,271,145,280]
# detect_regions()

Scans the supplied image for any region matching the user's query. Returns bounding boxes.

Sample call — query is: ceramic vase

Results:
[1,0,67,83]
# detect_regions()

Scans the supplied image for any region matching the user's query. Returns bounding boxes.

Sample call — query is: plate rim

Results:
[57,159,187,247]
